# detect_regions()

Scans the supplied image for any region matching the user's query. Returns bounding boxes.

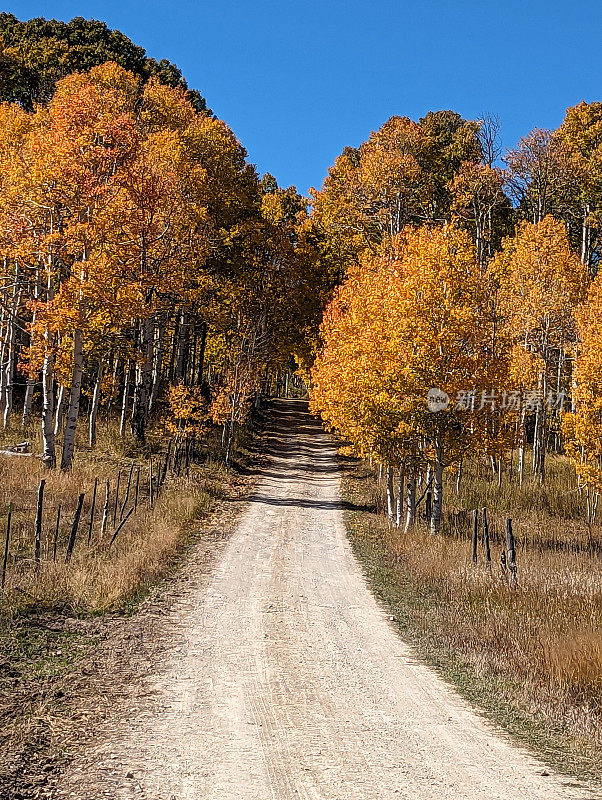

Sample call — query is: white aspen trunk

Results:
[532,373,543,475]
[131,316,154,444]
[430,445,444,535]
[0,262,7,402]
[88,362,104,448]
[456,457,463,495]
[424,462,432,519]
[534,373,547,481]
[21,376,35,427]
[175,311,188,383]
[532,413,538,473]
[54,384,65,436]
[3,319,14,429]
[225,419,234,466]
[0,304,6,411]
[571,345,578,413]
[41,350,56,467]
[167,315,178,382]
[474,204,484,268]
[188,330,197,388]
[22,270,41,427]
[60,328,84,470]
[395,466,404,527]
[224,380,238,467]
[149,319,165,413]
[404,472,416,533]
[518,407,526,486]
[3,281,21,428]
[120,361,131,437]
[196,320,207,387]
[581,205,590,268]
[0,264,13,421]
[386,465,395,522]
[538,412,546,481]
[41,260,56,467]
[104,354,118,416]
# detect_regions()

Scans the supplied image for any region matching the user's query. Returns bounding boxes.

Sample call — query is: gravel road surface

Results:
[55,400,594,799]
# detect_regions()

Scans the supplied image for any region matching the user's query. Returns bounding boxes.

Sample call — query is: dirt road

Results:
[56,401,594,799]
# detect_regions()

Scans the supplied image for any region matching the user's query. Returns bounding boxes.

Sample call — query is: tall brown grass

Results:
[345,455,602,776]
[0,416,244,615]
[447,454,600,553]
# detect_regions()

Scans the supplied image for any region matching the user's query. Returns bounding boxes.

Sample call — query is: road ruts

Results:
[55,399,595,800]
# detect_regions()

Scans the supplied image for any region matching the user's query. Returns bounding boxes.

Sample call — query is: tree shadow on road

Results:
[240,494,374,513]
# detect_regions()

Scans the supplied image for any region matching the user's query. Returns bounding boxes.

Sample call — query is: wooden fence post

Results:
[113,470,121,528]
[505,517,517,586]
[87,477,98,545]
[108,508,134,548]
[53,504,61,562]
[34,479,45,567]
[1,503,12,589]
[482,507,491,564]
[472,508,478,564]
[120,462,134,520]
[65,493,85,563]
[100,479,109,539]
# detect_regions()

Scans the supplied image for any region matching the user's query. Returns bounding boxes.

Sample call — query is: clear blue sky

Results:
[5,0,602,195]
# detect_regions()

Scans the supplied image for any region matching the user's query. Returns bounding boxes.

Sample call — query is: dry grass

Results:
[446,454,601,554]
[344,454,602,780]
[0,411,258,797]
[0,415,251,615]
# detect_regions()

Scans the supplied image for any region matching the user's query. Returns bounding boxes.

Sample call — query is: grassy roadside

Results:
[341,457,602,785]
[0,415,263,798]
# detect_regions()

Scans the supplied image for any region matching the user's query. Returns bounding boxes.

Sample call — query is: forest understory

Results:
[342,450,602,783]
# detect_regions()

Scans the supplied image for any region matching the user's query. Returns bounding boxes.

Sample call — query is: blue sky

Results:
[5,0,602,194]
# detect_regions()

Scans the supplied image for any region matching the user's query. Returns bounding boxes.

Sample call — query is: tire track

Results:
[53,400,596,799]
